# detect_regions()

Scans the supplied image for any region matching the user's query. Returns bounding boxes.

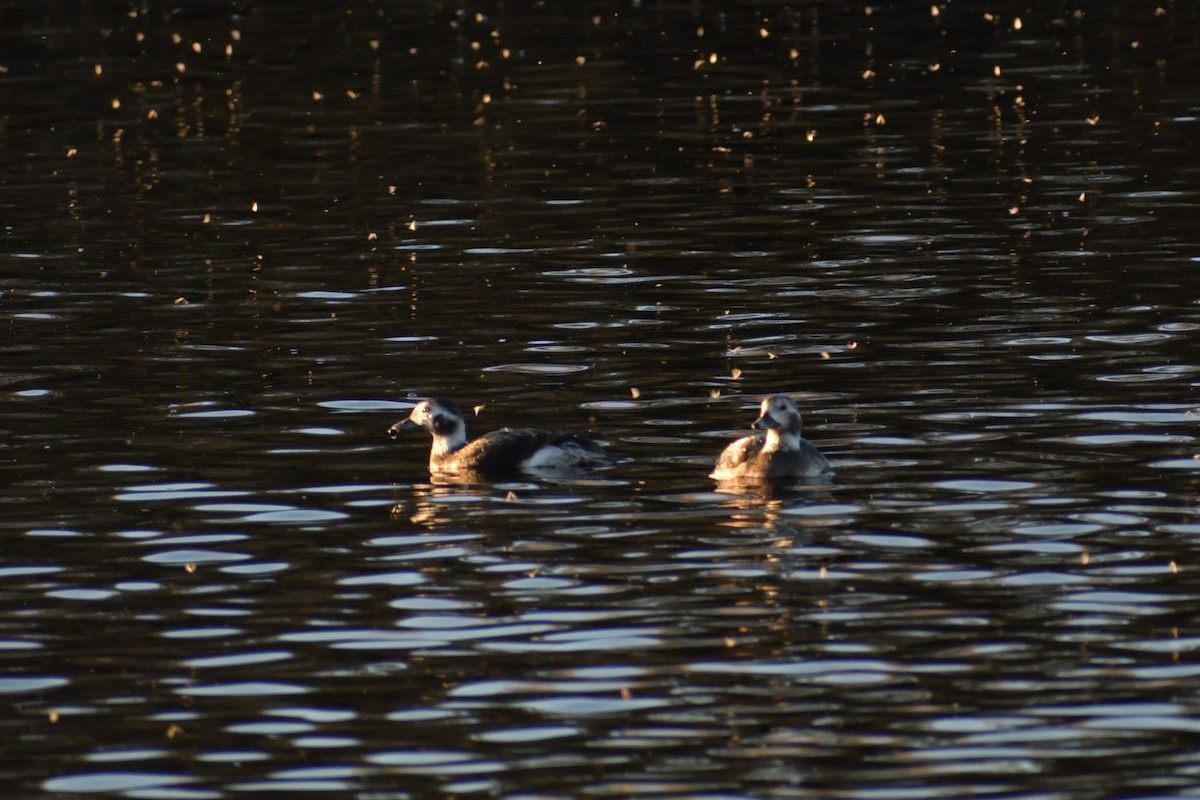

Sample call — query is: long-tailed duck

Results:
[389,397,612,476]
[710,395,832,481]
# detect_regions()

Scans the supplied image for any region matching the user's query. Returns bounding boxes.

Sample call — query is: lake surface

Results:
[6,1,1200,797]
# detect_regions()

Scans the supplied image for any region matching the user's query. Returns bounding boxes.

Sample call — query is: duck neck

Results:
[763,428,801,453]
[431,424,468,457]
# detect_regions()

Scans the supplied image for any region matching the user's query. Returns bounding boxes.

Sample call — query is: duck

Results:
[710,395,832,481]
[389,397,612,477]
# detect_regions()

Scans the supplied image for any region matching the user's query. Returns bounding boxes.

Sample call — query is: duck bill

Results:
[752,414,779,431]
[387,418,420,440]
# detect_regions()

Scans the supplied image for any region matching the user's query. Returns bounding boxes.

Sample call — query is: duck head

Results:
[752,395,805,449]
[388,398,468,453]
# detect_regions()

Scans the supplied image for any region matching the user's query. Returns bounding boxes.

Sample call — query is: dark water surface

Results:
[6,1,1200,797]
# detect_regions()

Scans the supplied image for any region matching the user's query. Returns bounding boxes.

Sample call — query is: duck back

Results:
[436,428,609,475]
[710,433,831,481]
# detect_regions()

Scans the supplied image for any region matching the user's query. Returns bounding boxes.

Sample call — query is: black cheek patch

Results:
[432,414,453,435]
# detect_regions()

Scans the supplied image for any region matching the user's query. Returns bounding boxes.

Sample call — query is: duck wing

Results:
[710,434,766,478]
[454,428,608,475]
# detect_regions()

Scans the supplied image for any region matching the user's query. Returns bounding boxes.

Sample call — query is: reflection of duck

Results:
[389,398,611,477]
[710,395,832,481]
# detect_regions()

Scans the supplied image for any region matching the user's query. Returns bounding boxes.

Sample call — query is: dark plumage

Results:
[710,395,832,481]
[389,398,611,477]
